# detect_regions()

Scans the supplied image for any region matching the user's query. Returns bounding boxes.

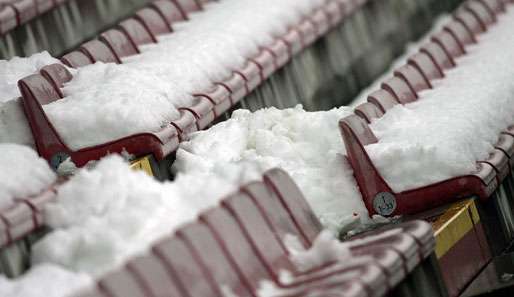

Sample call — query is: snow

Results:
[366,6,514,192]
[0,98,35,147]
[174,105,369,233]
[43,0,326,149]
[0,144,56,209]
[0,51,60,103]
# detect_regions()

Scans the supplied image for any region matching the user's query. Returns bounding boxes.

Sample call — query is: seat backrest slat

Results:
[61,51,94,68]
[420,42,455,71]
[118,18,155,46]
[135,7,171,37]
[40,63,73,97]
[407,52,444,83]
[381,77,417,104]
[80,40,120,64]
[151,0,186,25]
[99,29,139,60]
[355,102,384,123]
[367,89,399,113]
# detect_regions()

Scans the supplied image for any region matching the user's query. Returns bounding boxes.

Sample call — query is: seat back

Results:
[152,236,215,297]
[99,29,139,60]
[355,102,384,123]
[454,9,485,35]
[431,31,465,59]
[367,89,399,113]
[61,51,94,68]
[421,42,455,71]
[135,7,171,37]
[408,52,444,83]
[200,207,273,291]
[79,39,120,64]
[263,168,323,244]
[177,222,254,297]
[151,0,186,25]
[465,1,496,28]
[479,0,506,13]
[381,77,417,104]
[444,20,476,46]
[40,63,73,97]
[118,18,155,46]
[394,64,431,94]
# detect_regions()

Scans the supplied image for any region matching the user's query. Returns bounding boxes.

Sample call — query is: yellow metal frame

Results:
[432,199,480,258]
[130,156,154,176]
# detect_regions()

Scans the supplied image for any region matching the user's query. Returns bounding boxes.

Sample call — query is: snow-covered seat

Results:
[421,42,455,71]
[79,39,120,64]
[381,77,417,104]
[408,52,445,82]
[444,20,476,47]
[394,64,432,94]
[60,51,93,68]
[431,31,466,59]
[355,102,384,123]
[149,0,186,27]
[367,89,400,113]
[99,29,139,61]
[18,68,182,169]
[339,114,498,216]
[135,7,171,37]
[118,18,156,48]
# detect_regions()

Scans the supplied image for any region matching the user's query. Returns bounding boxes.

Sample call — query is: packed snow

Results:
[0,51,60,103]
[43,0,328,149]
[0,51,59,146]
[0,144,56,209]
[367,6,514,192]
[174,105,369,232]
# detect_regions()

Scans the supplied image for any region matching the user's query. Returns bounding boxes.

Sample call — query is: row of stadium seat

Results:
[341,0,513,295]
[76,168,444,297]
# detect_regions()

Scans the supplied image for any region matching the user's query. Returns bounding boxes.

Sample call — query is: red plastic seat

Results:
[135,7,171,37]
[99,29,138,61]
[177,222,253,297]
[454,9,486,35]
[40,63,73,97]
[60,51,94,68]
[339,115,498,217]
[263,168,323,244]
[79,40,120,64]
[367,89,399,113]
[394,64,431,94]
[118,18,156,47]
[420,42,455,71]
[355,102,384,123]
[444,20,476,47]
[381,77,417,104]
[151,236,213,297]
[431,31,465,59]
[465,0,496,28]
[150,0,186,26]
[407,52,444,83]
[18,73,181,169]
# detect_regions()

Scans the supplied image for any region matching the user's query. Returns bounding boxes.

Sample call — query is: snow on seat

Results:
[355,102,384,123]
[408,52,445,83]
[134,7,171,37]
[339,114,497,216]
[60,51,93,68]
[367,89,399,113]
[431,31,466,59]
[421,42,455,70]
[118,18,156,48]
[393,64,432,94]
[149,0,186,27]
[99,29,139,60]
[381,77,417,104]
[79,40,120,64]
[18,67,181,169]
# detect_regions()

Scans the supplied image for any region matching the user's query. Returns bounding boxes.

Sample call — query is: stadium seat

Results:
[464,0,497,28]
[394,64,432,94]
[193,85,232,117]
[79,39,120,64]
[420,42,455,70]
[99,29,139,60]
[40,63,73,96]
[179,96,215,130]
[367,89,399,113]
[60,51,94,68]
[444,20,476,47]
[150,0,186,26]
[408,52,445,82]
[381,77,417,104]
[135,7,171,37]
[431,31,465,59]
[339,114,497,216]
[454,9,486,34]
[355,102,384,123]
[118,18,156,47]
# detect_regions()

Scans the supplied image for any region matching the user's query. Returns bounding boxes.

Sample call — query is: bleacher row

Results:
[75,169,444,297]
[339,0,513,295]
